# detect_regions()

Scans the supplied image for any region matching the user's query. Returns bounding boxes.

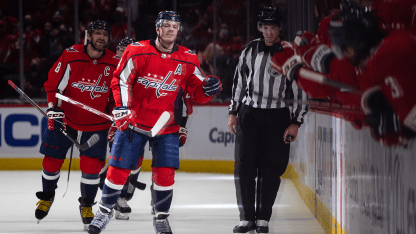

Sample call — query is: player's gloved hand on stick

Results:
[107,123,117,151]
[291,30,334,74]
[293,30,314,47]
[202,75,222,97]
[46,108,67,131]
[179,127,188,147]
[112,106,133,132]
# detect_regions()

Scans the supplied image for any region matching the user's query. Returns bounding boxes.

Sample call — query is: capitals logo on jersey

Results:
[137,71,178,98]
[72,74,109,99]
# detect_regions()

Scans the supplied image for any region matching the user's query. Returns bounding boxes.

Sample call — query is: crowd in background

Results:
[0,0,326,102]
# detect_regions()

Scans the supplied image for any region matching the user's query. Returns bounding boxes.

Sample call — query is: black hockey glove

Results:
[202,75,222,97]
[363,88,413,146]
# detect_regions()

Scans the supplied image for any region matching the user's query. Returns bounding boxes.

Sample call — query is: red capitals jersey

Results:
[45,44,120,131]
[182,89,194,117]
[362,30,416,131]
[296,58,365,129]
[317,11,339,46]
[296,12,365,129]
[111,40,211,135]
[373,0,416,35]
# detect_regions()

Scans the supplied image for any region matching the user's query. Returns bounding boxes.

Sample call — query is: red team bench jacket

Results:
[111,40,212,135]
[44,44,120,132]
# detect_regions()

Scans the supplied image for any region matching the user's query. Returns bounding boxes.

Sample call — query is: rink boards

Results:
[291,111,416,234]
[0,104,239,173]
[1,105,416,234]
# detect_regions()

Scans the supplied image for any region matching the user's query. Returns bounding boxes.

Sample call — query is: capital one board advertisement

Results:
[0,105,235,160]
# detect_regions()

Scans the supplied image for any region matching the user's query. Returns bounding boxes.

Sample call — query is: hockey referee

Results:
[228,6,308,234]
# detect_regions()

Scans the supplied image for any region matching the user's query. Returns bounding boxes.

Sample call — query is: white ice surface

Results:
[0,171,324,234]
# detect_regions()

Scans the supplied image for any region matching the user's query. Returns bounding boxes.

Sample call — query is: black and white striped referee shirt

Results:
[228,38,308,125]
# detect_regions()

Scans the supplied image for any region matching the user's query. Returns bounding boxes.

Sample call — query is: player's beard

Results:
[91,38,108,52]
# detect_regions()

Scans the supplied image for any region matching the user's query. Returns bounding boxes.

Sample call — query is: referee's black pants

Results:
[234,104,291,222]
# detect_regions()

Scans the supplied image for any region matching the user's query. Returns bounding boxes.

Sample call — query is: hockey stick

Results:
[62,145,74,198]
[252,91,364,114]
[56,93,170,137]
[130,179,146,190]
[8,80,99,151]
[299,68,363,96]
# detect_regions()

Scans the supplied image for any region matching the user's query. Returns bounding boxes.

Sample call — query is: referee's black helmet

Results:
[258,6,282,31]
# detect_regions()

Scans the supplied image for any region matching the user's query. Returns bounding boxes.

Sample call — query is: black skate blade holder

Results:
[130,180,146,190]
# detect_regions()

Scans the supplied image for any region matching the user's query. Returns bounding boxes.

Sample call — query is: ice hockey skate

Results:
[88,203,114,234]
[255,220,269,234]
[35,191,55,223]
[79,197,95,230]
[153,216,173,234]
[233,220,256,233]
[114,197,131,220]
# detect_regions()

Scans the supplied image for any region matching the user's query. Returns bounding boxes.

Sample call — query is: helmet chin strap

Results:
[265,35,280,45]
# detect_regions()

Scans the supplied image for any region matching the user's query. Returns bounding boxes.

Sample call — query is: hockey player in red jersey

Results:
[88,11,221,234]
[100,37,195,221]
[35,20,120,230]
[280,0,416,131]
[276,1,366,130]
[372,0,416,35]
[328,2,416,145]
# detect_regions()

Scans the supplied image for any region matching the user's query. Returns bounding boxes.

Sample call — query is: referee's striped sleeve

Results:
[229,47,250,115]
[291,80,309,125]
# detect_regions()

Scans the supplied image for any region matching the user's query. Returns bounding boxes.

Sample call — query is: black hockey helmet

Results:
[87,20,111,40]
[329,1,384,66]
[155,11,182,32]
[117,37,134,50]
[258,6,282,31]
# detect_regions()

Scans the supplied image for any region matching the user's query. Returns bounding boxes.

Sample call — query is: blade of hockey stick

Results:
[299,68,363,95]
[8,80,98,151]
[149,111,170,137]
[78,134,100,151]
[56,93,171,137]
[130,180,146,190]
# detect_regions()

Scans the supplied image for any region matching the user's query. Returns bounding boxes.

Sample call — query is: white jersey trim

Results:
[153,183,173,191]
[104,178,124,190]
[119,57,135,106]
[80,177,100,185]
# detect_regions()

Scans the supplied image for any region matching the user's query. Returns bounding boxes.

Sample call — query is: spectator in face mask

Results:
[58,23,75,50]
[217,23,245,56]
[24,57,48,98]
[22,14,43,72]
[217,23,233,55]
[110,7,136,51]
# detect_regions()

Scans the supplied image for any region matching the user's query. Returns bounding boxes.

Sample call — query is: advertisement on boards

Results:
[0,105,236,161]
